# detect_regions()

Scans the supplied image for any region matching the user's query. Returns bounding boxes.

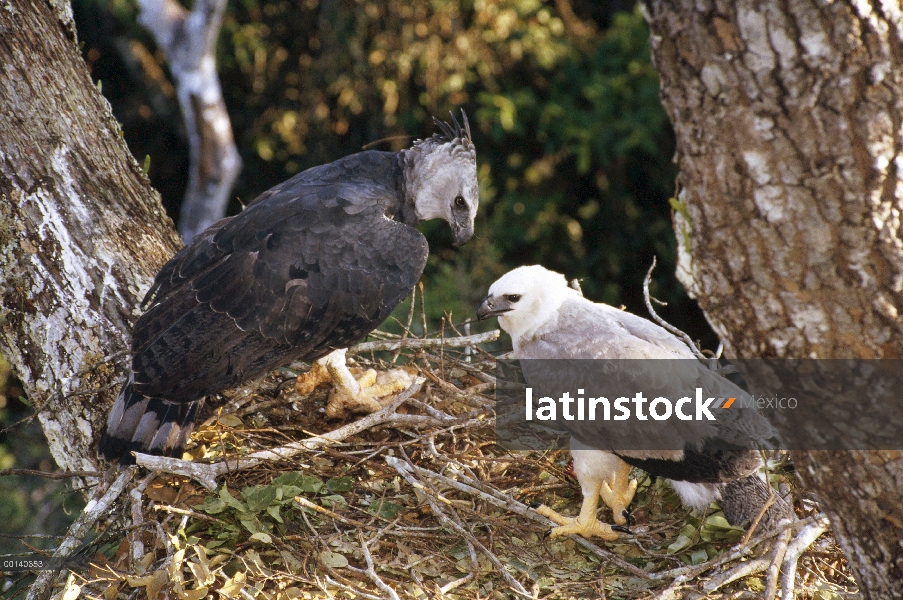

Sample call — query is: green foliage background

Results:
[72,0,716,346]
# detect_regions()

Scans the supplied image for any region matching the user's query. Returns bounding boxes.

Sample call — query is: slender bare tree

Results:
[0,0,180,473]
[643,1,903,596]
[137,0,242,242]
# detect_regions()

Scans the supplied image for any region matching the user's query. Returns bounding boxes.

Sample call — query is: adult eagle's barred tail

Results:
[99,376,203,466]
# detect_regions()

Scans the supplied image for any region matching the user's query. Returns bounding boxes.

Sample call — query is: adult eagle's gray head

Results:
[403,111,478,246]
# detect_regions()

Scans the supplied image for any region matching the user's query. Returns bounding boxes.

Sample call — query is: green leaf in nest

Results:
[218,486,247,512]
[300,475,325,494]
[272,472,306,486]
[369,498,402,519]
[241,485,278,513]
[667,534,692,553]
[325,477,353,493]
[249,532,273,544]
[320,494,347,509]
[194,495,227,515]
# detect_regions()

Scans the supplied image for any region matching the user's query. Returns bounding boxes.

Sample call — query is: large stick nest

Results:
[38,325,854,600]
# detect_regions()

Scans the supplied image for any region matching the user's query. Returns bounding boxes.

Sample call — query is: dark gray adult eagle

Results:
[478,265,791,540]
[100,113,478,465]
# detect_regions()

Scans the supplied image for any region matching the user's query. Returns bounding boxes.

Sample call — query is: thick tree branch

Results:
[0,0,180,472]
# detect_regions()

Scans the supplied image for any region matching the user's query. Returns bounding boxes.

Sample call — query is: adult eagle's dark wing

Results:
[101,152,430,464]
[129,179,427,403]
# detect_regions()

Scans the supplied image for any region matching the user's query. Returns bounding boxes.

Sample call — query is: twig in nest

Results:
[135,378,425,490]
[323,575,384,600]
[390,454,654,580]
[392,286,418,363]
[780,518,829,600]
[0,469,102,479]
[740,449,780,547]
[27,469,133,600]
[420,370,493,408]
[421,349,497,384]
[697,557,770,597]
[129,473,155,566]
[440,536,478,594]
[152,504,227,525]
[655,516,812,596]
[294,496,368,529]
[765,527,792,600]
[349,330,499,354]
[386,456,532,597]
[644,257,734,374]
[419,281,427,336]
[346,532,401,600]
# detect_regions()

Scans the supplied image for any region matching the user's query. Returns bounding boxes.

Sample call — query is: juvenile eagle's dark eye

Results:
[505,294,522,303]
[454,196,467,209]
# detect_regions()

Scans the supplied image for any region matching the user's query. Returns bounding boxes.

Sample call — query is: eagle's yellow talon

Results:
[294,362,330,396]
[600,460,637,525]
[295,351,414,418]
[550,519,620,541]
[357,369,378,388]
[534,504,620,540]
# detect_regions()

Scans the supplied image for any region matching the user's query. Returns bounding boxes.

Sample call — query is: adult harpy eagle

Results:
[100,113,478,465]
[477,265,791,540]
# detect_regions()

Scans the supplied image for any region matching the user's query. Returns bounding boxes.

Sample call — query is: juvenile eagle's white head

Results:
[404,111,479,246]
[477,265,581,343]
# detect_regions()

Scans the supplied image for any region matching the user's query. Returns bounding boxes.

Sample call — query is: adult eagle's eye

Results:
[506,294,522,303]
[454,195,467,209]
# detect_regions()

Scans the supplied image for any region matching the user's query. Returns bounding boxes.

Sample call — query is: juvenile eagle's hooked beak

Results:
[476,294,513,320]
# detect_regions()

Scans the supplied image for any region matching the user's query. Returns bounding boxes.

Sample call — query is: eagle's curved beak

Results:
[477,295,512,320]
[452,223,474,247]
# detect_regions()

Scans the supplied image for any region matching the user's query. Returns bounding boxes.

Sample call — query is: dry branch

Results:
[27,470,133,600]
[780,518,829,600]
[765,528,792,600]
[349,330,499,354]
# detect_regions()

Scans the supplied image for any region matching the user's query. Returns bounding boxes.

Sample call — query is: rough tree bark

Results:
[0,0,180,473]
[138,0,242,242]
[643,1,903,597]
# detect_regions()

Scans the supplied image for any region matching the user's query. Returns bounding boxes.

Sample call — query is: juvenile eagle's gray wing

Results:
[518,297,773,481]
[130,177,427,403]
[517,299,695,361]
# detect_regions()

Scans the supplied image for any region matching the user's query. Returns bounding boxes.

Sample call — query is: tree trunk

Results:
[138,0,242,243]
[643,1,903,596]
[0,0,180,473]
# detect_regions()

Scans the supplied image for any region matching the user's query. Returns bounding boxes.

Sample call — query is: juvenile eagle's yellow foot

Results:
[534,505,621,541]
[600,462,638,526]
[325,368,413,418]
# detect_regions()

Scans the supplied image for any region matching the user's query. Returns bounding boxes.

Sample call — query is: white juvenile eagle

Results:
[477,265,791,540]
[101,112,478,465]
